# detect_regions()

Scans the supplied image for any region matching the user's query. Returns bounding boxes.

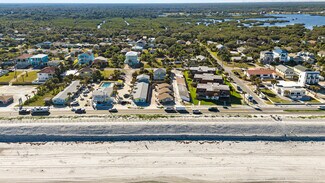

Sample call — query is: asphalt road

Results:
[0,105,323,118]
[201,42,266,106]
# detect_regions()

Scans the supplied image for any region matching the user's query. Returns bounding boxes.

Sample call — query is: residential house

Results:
[52,80,81,105]
[288,53,303,63]
[136,39,147,48]
[136,74,150,83]
[297,52,315,64]
[273,47,288,62]
[274,81,308,100]
[16,54,33,69]
[216,44,225,50]
[78,51,94,65]
[125,51,140,67]
[189,66,216,75]
[157,93,174,104]
[77,68,95,78]
[36,41,52,49]
[37,67,56,82]
[293,65,309,74]
[132,82,149,104]
[153,68,166,81]
[260,51,274,64]
[47,60,63,67]
[176,76,190,102]
[93,56,108,68]
[245,68,277,80]
[196,83,230,100]
[0,95,13,106]
[196,55,207,62]
[193,73,223,84]
[275,65,295,79]
[29,54,49,68]
[298,71,320,86]
[92,84,115,108]
[155,83,172,91]
[237,46,246,53]
[155,83,173,105]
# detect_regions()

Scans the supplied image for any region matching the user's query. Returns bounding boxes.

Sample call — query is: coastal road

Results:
[200,42,266,106]
[0,105,323,118]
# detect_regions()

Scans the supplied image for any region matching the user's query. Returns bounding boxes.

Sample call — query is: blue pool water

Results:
[101,82,112,88]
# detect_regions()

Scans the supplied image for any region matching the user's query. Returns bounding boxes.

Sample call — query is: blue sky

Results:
[0,0,323,3]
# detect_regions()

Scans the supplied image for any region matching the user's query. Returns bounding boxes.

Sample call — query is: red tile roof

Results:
[17,54,33,60]
[247,68,276,75]
[39,67,56,74]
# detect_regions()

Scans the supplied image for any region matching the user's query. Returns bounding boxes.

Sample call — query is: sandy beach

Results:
[0,141,324,182]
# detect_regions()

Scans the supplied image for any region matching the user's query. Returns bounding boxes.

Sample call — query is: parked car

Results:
[318,106,325,110]
[19,108,30,115]
[75,108,86,114]
[208,107,219,112]
[192,109,202,115]
[109,108,118,113]
[165,107,176,113]
[70,101,79,106]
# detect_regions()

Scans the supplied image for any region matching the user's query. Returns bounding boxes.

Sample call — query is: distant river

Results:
[247,14,325,29]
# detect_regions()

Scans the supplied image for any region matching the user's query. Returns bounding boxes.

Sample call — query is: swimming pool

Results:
[101,82,112,88]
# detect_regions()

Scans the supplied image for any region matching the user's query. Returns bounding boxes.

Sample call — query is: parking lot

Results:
[0,85,36,110]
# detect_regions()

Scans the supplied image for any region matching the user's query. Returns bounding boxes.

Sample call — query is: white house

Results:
[273,47,288,62]
[245,68,277,80]
[92,85,114,104]
[125,51,140,67]
[52,80,81,105]
[132,82,149,104]
[298,71,320,86]
[37,67,56,83]
[274,81,308,100]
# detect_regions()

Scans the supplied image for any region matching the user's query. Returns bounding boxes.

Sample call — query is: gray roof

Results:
[178,84,190,99]
[189,66,216,73]
[133,82,149,100]
[197,83,230,92]
[276,65,293,73]
[194,73,223,81]
[294,65,308,72]
[53,80,80,100]
[136,74,150,81]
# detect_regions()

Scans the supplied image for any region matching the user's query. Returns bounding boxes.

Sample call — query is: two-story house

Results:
[29,54,49,68]
[37,67,56,83]
[125,51,140,67]
[196,83,230,100]
[78,51,94,65]
[275,65,295,79]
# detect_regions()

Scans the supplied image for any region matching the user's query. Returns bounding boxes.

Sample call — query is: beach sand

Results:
[0,141,324,182]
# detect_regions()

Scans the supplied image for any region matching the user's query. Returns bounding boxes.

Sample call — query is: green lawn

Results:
[184,71,242,106]
[261,89,291,104]
[0,71,23,83]
[25,93,53,106]
[14,71,38,83]
[24,87,64,106]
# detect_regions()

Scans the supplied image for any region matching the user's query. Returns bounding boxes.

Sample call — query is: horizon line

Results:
[0,1,324,4]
